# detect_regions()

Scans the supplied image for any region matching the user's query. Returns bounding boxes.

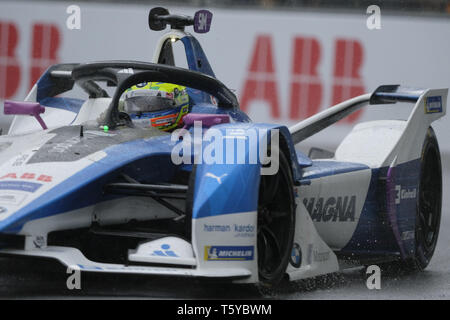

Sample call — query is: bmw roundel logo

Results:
[290,243,301,268]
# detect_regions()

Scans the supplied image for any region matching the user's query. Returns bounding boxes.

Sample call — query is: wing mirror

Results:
[148,7,212,33]
[4,101,47,130]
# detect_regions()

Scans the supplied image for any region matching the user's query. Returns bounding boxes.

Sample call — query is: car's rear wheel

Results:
[257,149,295,287]
[411,126,442,270]
[386,127,442,273]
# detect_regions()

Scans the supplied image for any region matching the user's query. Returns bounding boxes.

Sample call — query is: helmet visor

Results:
[124,96,176,113]
[124,90,175,113]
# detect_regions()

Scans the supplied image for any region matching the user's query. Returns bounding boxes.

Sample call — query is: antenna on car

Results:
[148,7,213,33]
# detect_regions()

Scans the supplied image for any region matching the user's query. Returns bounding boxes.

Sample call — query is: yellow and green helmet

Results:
[124,82,190,131]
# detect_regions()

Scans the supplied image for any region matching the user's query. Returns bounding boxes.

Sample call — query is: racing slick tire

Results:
[384,126,442,273]
[257,148,296,287]
[409,126,442,270]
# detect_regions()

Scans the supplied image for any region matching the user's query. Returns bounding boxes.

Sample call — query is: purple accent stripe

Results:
[4,101,48,130]
[386,165,406,258]
[182,113,230,129]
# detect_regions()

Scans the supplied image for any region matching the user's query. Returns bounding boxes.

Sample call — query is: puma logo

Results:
[205,172,228,184]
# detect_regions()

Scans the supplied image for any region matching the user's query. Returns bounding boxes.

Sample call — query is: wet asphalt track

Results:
[0,156,449,299]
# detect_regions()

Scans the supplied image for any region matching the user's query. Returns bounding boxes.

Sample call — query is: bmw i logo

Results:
[290,243,302,268]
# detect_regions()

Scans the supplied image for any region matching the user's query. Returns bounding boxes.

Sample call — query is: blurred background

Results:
[0,0,450,153]
[22,0,450,15]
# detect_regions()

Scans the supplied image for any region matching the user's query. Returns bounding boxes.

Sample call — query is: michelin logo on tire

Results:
[204,246,254,261]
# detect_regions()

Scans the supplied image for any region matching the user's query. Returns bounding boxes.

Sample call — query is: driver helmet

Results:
[123,82,189,131]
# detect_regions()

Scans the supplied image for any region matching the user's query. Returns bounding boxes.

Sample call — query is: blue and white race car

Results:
[0,8,446,288]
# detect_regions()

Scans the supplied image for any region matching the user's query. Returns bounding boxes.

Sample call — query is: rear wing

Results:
[369,85,426,104]
[289,85,448,144]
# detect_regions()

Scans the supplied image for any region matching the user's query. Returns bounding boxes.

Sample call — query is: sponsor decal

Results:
[395,185,417,204]
[118,68,134,74]
[0,206,7,215]
[151,114,177,127]
[233,224,255,233]
[0,172,52,182]
[425,96,442,114]
[205,173,228,185]
[290,243,301,268]
[48,136,81,153]
[401,230,415,241]
[306,244,331,264]
[45,131,116,154]
[204,224,231,232]
[0,192,27,205]
[313,250,330,262]
[303,195,356,222]
[0,181,42,193]
[204,246,254,261]
[203,223,256,238]
[151,244,178,257]
[33,235,46,248]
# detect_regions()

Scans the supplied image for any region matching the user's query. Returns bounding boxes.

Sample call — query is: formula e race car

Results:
[0,8,446,287]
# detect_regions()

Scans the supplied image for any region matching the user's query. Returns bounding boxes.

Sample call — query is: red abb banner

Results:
[240,35,281,119]
[0,21,61,100]
[29,23,60,89]
[289,37,322,120]
[332,39,365,123]
[240,35,365,123]
[0,22,21,100]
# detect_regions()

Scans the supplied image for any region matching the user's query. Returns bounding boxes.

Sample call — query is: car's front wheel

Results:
[257,149,296,287]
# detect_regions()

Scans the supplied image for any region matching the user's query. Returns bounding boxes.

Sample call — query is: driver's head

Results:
[124,82,189,131]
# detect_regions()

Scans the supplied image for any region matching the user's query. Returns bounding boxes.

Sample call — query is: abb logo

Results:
[241,35,365,123]
[332,39,365,123]
[30,23,60,88]
[0,21,61,100]
[0,23,21,100]
[289,37,322,120]
[240,35,281,119]
[0,172,53,182]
